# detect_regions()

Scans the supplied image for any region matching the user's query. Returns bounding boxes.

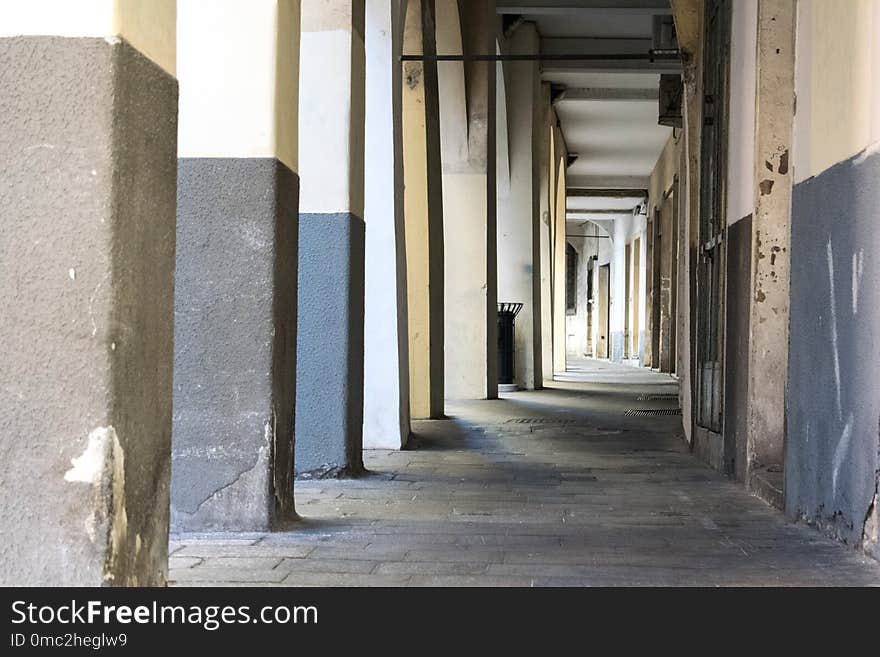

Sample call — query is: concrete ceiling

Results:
[499,1,676,208]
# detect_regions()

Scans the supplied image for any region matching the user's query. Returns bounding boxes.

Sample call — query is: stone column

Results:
[0,1,177,585]
[552,135,569,372]
[538,83,554,381]
[172,0,300,531]
[296,0,367,477]
[362,0,411,450]
[403,0,445,418]
[747,0,795,487]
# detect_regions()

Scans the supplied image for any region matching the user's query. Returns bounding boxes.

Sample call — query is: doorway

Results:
[624,243,631,359]
[632,237,641,361]
[597,263,610,359]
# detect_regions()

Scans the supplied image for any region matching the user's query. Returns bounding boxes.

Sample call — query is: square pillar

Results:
[172,0,300,531]
[296,0,367,477]
[0,3,177,585]
[497,20,541,390]
[362,0,411,450]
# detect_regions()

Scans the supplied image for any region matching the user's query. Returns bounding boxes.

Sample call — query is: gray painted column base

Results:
[172,159,299,532]
[611,332,626,362]
[0,37,177,585]
[296,213,366,479]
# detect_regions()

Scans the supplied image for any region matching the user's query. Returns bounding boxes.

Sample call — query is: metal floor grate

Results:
[625,408,682,417]
[636,394,679,401]
[505,418,577,425]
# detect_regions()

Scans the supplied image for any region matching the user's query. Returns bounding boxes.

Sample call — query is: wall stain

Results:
[778,149,789,175]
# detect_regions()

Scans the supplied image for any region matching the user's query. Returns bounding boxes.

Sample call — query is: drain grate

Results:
[636,393,679,401]
[505,418,577,425]
[625,408,682,417]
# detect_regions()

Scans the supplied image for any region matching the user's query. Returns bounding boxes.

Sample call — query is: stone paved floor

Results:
[169,359,880,586]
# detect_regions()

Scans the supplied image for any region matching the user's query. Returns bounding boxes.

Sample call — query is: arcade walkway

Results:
[169,360,880,586]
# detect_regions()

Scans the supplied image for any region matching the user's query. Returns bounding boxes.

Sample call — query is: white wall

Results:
[727,0,757,224]
[793,0,880,183]
[178,0,299,170]
[299,0,363,214]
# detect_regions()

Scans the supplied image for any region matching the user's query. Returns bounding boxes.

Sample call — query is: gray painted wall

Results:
[0,37,177,585]
[787,146,880,560]
[296,213,365,478]
[173,158,298,532]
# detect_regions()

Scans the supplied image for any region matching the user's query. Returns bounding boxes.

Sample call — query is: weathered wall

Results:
[647,134,681,371]
[786,0,880,560]
[0,35,177,585]
[671,0,703,448]
[787,147,880,560]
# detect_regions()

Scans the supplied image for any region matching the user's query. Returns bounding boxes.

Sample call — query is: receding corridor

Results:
[169,361,880,587]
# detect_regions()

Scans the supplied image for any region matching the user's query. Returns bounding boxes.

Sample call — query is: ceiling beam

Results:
[542,37,653,55]
[556,87,659,102]
[542,60,680,73]
[567,175,650,188]
[568,188,648,198]
[497,0,672,15]
[537,37,681,72]
[566,208,638,214]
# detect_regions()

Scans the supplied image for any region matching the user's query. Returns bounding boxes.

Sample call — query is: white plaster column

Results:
[362,0,411,449]
[552,142,568,373]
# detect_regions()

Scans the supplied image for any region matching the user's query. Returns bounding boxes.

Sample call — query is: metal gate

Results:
[696,0,730,433]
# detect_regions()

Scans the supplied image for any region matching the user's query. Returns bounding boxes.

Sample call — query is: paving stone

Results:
[407,575,534,587]
[282,573,411,587]
[168,556,202,569]
[276,558,378,575]
[173,545,313,559]
[169,568,289,584]
[375,562,490,576]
